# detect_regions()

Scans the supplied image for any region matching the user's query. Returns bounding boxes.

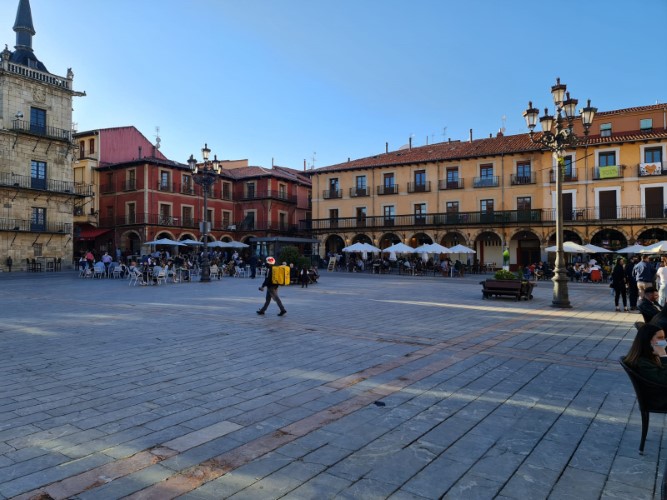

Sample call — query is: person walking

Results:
[625,256,639,310]
[257,257,287,316]
[656,257,667,307]
[611,257,628,312]
[633,254,656,300]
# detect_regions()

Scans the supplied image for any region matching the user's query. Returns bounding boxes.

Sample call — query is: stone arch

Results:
[636,227,667,245]
[155,230,176,240]
[510,229,541,268]
[120,230,142,256]
[408,232,433,247]
[442,231,466,248]
[324,234,345,255]
[546,229,583,246]
[590,228,628,251]
[379,233,401,250]
[179,233,198,242]
[352,234,373,244]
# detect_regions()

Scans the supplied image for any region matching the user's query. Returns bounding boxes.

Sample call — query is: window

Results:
[159,204,171,224]
[640,118,653,131]
[127,202,136,224]
[517,161,531,178]
[414,170,426,188]
[89,138,95,155]
[160,171,170,190]
[356,207,366,226]
[645,147,662,163]
[33,243,42,257]
[279,183,287,199]
[446,201,459,213]
[246,182,256,199]
[481,199,494,212]
[31,160,47,190]
[384,173,394,187]
[446,167,459,188]
[517,197,531,211]
[480,164,493,178]
[600,123,612,137]
[222,210,231,228]
[73,167,84,183]
[414,203,426,224]
[562,155,573,179]
[30,107,46,135]
[244,211,255,230]
[182,206,193,226]
[127,169,136,190]
[384,205,395,226]
[329,208,339,228]
[106,205,114,221]
[599,151,616,166]
[279,212,287,230]
[31,207,46,231]
[355,175,367,195]
[222,182,231,200]
[79,141,85,159]
[329,178,339,191]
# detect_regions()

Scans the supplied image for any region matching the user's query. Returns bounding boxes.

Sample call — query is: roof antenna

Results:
[154,126,161,149]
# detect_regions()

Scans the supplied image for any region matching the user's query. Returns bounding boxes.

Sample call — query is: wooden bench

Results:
[481,279,535,301]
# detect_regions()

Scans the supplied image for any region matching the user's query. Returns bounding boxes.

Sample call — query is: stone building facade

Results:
[0,0,90,271]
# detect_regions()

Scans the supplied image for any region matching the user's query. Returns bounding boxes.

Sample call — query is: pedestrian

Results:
[656,257,667,307]
[6,256,12,272]
[611,257,628,312]
[299,265,309,288]
[633,254,657,300]
[249,254,258,279]
[257,256,287,316]
[626,256,639,310]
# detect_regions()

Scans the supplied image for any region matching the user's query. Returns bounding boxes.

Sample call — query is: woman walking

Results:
[656,257,667,307]
[611,257,628,312]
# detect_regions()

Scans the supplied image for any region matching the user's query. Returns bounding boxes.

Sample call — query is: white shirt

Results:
[656,267,667,287]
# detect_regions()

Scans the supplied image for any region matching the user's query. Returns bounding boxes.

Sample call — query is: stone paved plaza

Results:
[0,270,664,499]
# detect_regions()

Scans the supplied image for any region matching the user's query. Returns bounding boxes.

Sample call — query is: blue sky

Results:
[6,0,667,170]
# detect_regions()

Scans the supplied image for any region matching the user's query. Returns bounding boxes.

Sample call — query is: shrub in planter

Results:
[494,269,519,280]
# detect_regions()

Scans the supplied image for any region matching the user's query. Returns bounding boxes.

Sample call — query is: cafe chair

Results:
[128,269,143,286]
[619,357,667,454]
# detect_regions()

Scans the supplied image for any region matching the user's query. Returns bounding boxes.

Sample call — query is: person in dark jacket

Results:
[611,257,628,312]
[625,256,639,310]
[624,323,667,384]
[638,286,662,323]
[257,256,286,316]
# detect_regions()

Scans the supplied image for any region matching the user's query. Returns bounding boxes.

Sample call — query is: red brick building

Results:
[73,127,312,259]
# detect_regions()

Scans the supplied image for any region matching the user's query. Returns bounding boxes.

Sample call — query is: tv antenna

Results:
[155,126,161,149]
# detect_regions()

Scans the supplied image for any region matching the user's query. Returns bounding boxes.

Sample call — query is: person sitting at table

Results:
[308,266,319,283]
[440,259,449,277]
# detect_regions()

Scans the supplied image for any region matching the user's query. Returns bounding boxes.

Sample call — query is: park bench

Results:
[481,279,535,301]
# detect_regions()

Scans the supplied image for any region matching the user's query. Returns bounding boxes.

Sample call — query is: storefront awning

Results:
[77,227,111,241]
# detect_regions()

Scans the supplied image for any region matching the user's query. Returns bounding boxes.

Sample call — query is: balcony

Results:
[0,172,93,196]
[100,183,115,194]
[123,179,137,191]
[180,183,195,195]
[11,119,72,142]
[473,176,499,188]
[593,165,624,180]
[349,187,369,197]
[407,181,431,193]
[0,217,71,234]
[157,181,173,192]
[377,185,399,195]
[322,189,342,200]
[240,190,297,202]
[510,173,536,185]
[438,179,464,190]
[549,169,579,183]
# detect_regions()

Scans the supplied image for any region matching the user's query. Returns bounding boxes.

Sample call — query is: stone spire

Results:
[9,0,47,71]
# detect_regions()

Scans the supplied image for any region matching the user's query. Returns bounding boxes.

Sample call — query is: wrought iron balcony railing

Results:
[11,119,72,142]
[438,179,464,190]
[510,173,536,185]
[349,187,369,197]
[322,189,342,200]
[377,185,399,195]
[0,172,92,196]
[0,217,72,234]
[473,176,499,188]
[407,181,431,193]
[549,169,579,183]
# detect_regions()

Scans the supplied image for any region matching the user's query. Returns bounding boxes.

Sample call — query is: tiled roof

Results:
[226,165,312,186]
[595,103,667,117]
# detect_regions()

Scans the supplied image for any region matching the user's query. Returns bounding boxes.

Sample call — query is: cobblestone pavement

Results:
[0,270,664,499]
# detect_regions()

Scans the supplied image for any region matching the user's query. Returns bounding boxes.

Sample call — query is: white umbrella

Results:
[342,242,380,253]
[226,241,249,248]
[617,244,649,254]
[427,243,451,254]
[640,241,667,253]
[145,238,186,246]
[448,244,476,254]
[583,243,609,253]
[383,242,415,254]
[179,239,203,246]
[206,241,226,248]
[545,241,589,253]
[414,244,434,254]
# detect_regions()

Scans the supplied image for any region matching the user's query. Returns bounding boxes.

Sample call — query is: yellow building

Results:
[308,103,667,270]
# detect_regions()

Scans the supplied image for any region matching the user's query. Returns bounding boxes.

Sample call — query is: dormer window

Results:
[640,118,653,131]
[600,123,612,137]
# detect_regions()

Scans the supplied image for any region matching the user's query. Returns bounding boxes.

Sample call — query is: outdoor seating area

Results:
[481,279,535,300]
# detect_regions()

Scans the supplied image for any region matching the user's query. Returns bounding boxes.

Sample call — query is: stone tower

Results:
[0,0,89,271]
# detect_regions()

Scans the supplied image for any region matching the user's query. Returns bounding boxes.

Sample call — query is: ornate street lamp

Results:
[187,143,221,282]
[523,78,596,308]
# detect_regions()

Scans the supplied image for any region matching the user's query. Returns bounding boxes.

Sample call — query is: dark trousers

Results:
[614,286,627,307]
[259,286,285,313]
[628,282,639,308]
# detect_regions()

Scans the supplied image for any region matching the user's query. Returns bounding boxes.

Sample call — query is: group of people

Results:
[610,254,667,313]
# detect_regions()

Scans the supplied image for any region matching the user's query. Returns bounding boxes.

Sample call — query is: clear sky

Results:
[5,0,667,170]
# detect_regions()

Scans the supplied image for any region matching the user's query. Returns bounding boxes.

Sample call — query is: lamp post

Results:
[187,143,221,282]
[523,78,596,308]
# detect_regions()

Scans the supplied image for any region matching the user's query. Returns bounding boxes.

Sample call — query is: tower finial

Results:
[9,0,47,71]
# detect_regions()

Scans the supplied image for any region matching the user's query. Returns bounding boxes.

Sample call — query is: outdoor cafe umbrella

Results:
[382,242,415,254]
[583,243,608,254]
[617,244,649,254]
[426,243,451,254]
[448,244,476,254]
[640,240,667,253]
[145,238,186,246]
[544,241,589,253]
[179,239,203,246]
[342,242,380,253]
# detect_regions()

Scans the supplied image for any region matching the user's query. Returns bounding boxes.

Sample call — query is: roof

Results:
[74,126,169,166]
[226,165,312,186]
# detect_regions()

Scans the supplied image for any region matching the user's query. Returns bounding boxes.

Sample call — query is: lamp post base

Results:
[200,256,211,282]
[551,269,571,308]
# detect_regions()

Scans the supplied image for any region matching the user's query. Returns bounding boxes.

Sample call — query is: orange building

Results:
[308,103,667,270]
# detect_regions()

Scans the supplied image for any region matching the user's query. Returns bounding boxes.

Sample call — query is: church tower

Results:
[0,0,90,270]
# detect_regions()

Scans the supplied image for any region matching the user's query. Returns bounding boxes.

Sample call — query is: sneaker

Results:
[625,307,629,312]
[278,310,287,316]
[256,310,265,315]
[615,307,620,312]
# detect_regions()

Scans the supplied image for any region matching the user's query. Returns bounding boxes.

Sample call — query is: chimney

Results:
[497,128,504,137]
[303,159,306,170]
[469,129,473,143]
[385,142,388,153]
[409,137,412,150]
[138,146,142,158]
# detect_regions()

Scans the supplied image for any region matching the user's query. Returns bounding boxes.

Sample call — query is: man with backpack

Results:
[257,256,287,316]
